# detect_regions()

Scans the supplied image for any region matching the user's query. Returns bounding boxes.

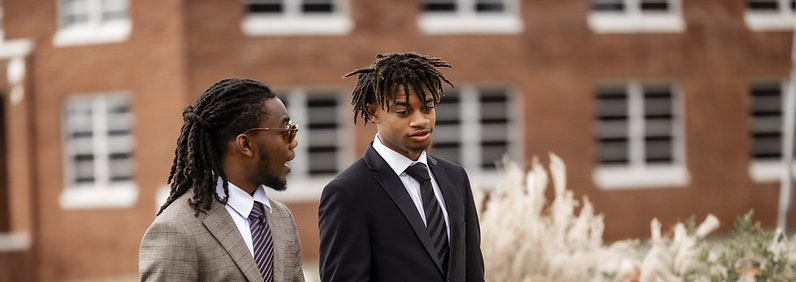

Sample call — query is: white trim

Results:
[460,87,481,171]
[418,0,523,35]
[242,0,353,36]
[750,161,795,183]
[745,0,796,31]
[0,232,30,252]
[0,39,33,59]
[418,14,523,34]
[241,15,353,36]
[593,165,690,189]
[269,177,332,202]
[745,13,796,31]
[589,0,684,33]
[53,19,131,47]
[467,171,504,191]
[588,13,685,33]
[59,183,138,209]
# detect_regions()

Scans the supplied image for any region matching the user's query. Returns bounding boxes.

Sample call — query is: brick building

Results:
[0,0,792,280]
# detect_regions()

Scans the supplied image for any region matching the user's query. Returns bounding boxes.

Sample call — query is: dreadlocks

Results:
[157,78,276,216]
[345,52,453,124]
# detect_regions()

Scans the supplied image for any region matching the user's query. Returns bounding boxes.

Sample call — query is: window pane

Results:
[596,86,629,164]
[61,0,89,26]
[248,0,283,13]
[643,85,674,164]
[592,0,624,12]
[748,0,779,10]
[307,94,339,176]
[101,0,127,21]
[475,0,505,12]
[479,88,510,169]
[303,0,334,13]
[74,154,95,184]
[640,0,669,12]
[645,138,673,163]
[750,83,785,160]
[599,140,629,164]
[424,0,456,12]
[431,92,461,165]
[109,152,133,182]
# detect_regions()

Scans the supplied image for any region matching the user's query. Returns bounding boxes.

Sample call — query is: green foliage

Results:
[704,211,794,281]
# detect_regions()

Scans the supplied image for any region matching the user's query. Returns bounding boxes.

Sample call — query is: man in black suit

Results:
[318,52,485,282]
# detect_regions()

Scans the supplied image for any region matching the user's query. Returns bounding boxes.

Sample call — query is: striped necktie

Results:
[249,201,274,282]
[404,162,449,272]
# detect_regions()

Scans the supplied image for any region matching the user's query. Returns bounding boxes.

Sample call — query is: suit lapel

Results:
[203,200,264,282]
[364,145,446,276]
[266,208,285,282]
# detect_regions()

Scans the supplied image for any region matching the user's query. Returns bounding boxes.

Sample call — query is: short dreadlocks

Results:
[158,78,276,216]
[345,52,453,124]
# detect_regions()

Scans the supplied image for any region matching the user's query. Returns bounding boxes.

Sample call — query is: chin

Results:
[262,174,287,191]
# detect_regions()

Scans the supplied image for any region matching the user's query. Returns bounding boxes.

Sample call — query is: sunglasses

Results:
[242,121,299,143]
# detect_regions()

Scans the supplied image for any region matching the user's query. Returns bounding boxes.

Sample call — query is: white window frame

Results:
[745,0,796,31]
[749,80,796,182]
[53,0,132,47]
[241,0,353,36]
[588,0,685,33]
[431,85,522,190]
[417,0,524,34]
[593,81,690,189]
[60,92,137,209]
[268,89,352,202]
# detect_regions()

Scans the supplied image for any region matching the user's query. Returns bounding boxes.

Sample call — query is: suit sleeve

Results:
[139,219,199,282]
[461,167,486,282]
[318,180,371,282]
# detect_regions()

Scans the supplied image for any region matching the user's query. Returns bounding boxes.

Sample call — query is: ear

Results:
[233,134,255,158]
[366,103,380,123]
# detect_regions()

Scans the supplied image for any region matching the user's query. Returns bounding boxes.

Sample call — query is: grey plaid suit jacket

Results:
[139,192,305,282]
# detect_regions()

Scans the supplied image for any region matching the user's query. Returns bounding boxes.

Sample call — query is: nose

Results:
[289,136,298,150]
[409,111,430,128]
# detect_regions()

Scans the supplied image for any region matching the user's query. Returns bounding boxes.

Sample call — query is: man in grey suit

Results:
[139,78,305,282]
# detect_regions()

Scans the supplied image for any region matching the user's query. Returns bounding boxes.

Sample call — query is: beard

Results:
[256,148,287,191]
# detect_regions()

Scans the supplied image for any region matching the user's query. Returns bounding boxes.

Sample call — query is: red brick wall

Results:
[0,0,792,280]
[3,0,191,280]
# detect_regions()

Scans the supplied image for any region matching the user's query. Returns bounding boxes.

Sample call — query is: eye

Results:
[395,108,409,116]
[423,106,434,113]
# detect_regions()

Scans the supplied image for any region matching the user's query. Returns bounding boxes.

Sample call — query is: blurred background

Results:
[0,0,793,281]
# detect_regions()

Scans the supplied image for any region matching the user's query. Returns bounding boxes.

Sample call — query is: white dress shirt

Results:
[372,135,451,242]
[215,178,273,256]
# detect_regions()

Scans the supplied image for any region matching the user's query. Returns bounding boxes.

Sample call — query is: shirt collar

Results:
[215,178,273,218]
[372,134,429,176]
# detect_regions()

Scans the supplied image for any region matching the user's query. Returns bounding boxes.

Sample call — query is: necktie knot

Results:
[249,201,265,221]
[405,163,431,183]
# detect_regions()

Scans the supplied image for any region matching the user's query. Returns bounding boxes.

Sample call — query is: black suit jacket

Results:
[318,144,485,282]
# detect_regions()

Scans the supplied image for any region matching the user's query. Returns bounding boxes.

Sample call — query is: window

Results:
[242,0,353,36]
[273,89,350,202]
[418,0,523,34]
[749,81,795,182]
[54,0,131,47]
[61,93,136,209]
[745,0,796,31]
[593,82,689,189]
[588,0,685,33]
[430,86,519,184]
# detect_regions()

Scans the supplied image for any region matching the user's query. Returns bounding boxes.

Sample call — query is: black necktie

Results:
[404,163,449,271]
